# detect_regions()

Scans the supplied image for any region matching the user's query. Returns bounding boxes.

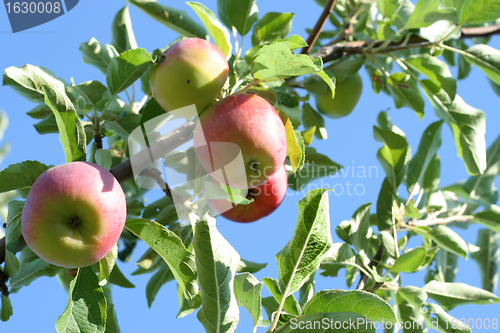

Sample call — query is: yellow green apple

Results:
[315,73,362,118]
[150,37,229,114]
[21,162,127,268]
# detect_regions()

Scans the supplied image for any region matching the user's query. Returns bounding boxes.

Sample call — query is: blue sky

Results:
[1,0,499,332]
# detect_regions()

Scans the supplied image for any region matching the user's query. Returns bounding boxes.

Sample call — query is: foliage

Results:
[2,0,500,332]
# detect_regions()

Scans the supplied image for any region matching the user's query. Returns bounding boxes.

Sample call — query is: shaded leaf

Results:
[42,85,86,163]
[276,189,333,295]
[129,0,208,39]
[55,266,107,333]
[302,289,397,323]
[194,219,240,333]
[471,229,499,292]
[423,280,500,310]
[106,48,153,95]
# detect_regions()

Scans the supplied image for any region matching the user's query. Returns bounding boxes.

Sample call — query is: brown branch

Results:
[0,121,196,266]
[301,0,337,55]
[356,243,384,290]
[139,168,173,199]
[407,215,474,227]
[315,24,500,63]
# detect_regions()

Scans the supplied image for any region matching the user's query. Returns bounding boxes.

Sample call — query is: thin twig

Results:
[315,24,500,63]
[301,0,337,55]
[139,168,173,199]
[407,215,474,227]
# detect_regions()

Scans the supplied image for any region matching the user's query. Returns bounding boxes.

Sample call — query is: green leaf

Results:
[253,43,323,81]
[373,126,410,190]
[234,273,268,328]
[462,133,500,204]
[128,0,208,39]
[325,56,365,84]
[102,285,121,333]
[79,38,119,74]
[4,250,20,277]
[112,6,138,54]
[72,80,108,107]
[282,116,305,173]
[26,103,52,119]
[474,204,500,233]
[106,48,153,95]
[426,249,459,283]
[251,12,294,46]
[2,64,65,103]
[95,149,112,170]
[42,85,87,163]
[463,44,500,85]
[405,54,456,100]
[236,259,267,274]
[406,121,444,195]
[349,203,372,259]
[459,0,500,24]
[301,103,327,140]
[401,0,456,30]
[5,200,24,252]
[177,284,202,318]
[302,289,397,323]
[423,302,471,333]
[314,70,335,99]
[423,154,441,193]
[398,286,428,308]
[125,219,198,302]
[262,277,301,316]
[276,312,375,332]
[423,280,500,310]
[287,147,342,191]
[55,266,107,333]
[104,113,141,138]
[9,250,61,292]
[187,2,232,59]
[391,247,426,273]
[471,229,499,292]
[0,160,49,193]
[320,243,357,277]
[387,72,425,119]
[0,294,13,322]
[218,0,258,36]
[422,85,486,175]
[272,35,308,51]
[377,178,395,231]
[108,264,135,289]
[277,189,333,295]
[98,244,118,285]
[146,262,174,308]
[193,220,240,333]
[426,225,468,258]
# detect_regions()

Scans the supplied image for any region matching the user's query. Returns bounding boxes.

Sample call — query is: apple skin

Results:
[207,164,288,223]
[315,73,362,119]
[193,93,287,189]
[150,38,229,114]
[21,162,127,268]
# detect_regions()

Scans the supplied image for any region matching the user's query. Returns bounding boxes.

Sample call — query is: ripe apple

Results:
[150,38,229,114]
[21,162,127,268]
[315,73,362,119]
[207,164,288,223]
[193,93,287,189]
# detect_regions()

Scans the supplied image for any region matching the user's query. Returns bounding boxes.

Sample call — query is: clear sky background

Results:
[1,0,499,332]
